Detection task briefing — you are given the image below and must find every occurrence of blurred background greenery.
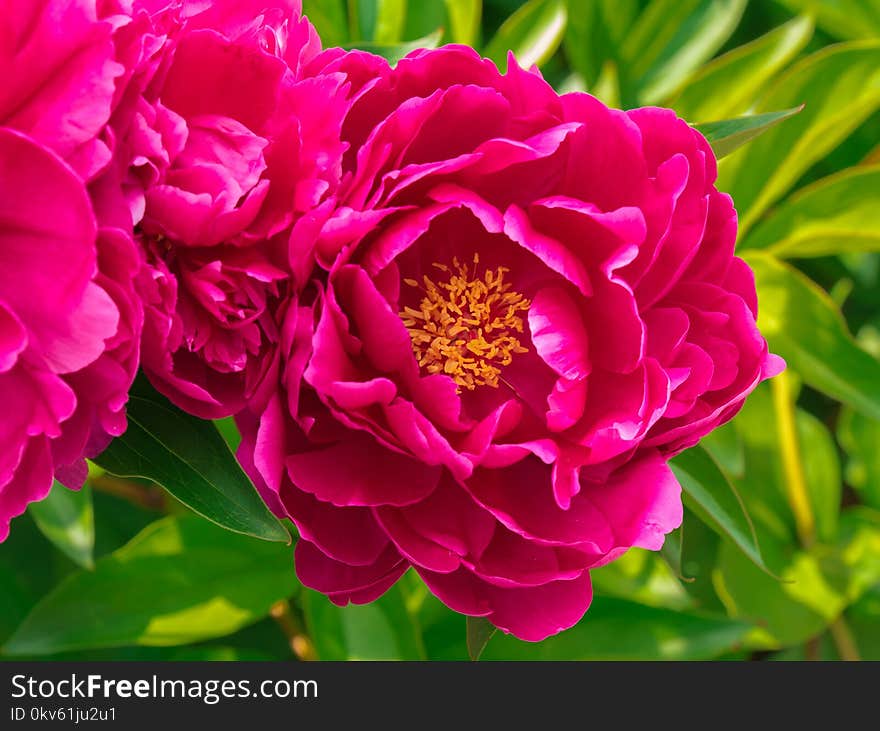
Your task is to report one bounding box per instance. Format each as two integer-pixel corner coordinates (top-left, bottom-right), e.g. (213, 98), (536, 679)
(2, 0), (879, 661)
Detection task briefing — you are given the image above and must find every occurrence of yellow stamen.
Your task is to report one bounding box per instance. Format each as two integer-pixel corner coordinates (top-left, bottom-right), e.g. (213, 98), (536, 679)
(400, 253), (530, 391)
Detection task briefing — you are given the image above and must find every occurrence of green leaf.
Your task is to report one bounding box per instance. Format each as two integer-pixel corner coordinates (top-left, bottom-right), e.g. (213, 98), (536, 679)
(636, 0), (747, 104)
(673, 15), (813, 122)
(739, 165), (880, 257)
(28, 482), (94, 570)
(591, 547), (692, 610)
(93, 375), (288, 543)
(838, 407), (880, 509)
(693, 106), (803, 159)
(466, 616), (496, 661)
(715, 533), (844, 648)
(302, 0), (349, 47)
(563, 0), (637, 87)
(717, 42), (880, 235)
(482, 596), (751, 660)
(444, 0), (481, 46)
(775, 0), (880, 40)
(484, 0), (567, 70)
(302, 582), (425, 660)
(679, 507), (726, 612)
(3, 516), (298, 656)
(796, 409), (841, 544)
(344, 28), (442, 65)
(671, 446), (772, 575)
(747, 253), (880, 420)
(373, 0), (407, 43)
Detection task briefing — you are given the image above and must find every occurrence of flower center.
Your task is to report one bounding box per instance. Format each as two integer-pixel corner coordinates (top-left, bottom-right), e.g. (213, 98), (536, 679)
(400, 254), (530, 391)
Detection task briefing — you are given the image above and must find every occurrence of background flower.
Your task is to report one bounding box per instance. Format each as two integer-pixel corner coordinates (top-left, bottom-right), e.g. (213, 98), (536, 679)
(128, 0), (385, 418)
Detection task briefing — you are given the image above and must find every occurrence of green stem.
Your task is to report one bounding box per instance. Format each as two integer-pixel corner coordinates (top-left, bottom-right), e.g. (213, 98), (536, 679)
(829, 615), (861, 661)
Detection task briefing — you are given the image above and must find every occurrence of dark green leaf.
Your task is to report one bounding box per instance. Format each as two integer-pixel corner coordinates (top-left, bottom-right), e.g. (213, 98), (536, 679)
(466, 616), (496, 661)
(3, 516), (298, 656)
(671, 446), (773, 575)
(693, 106), (803, 159)
(28, 482), (94, 569)
(94, 375), (288, 543)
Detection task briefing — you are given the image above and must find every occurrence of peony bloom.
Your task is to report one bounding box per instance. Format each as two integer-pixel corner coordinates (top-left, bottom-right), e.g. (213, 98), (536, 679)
(0, 128), (142, 541)
(124, 0), (386, 418)
(239, 46), (784, 641)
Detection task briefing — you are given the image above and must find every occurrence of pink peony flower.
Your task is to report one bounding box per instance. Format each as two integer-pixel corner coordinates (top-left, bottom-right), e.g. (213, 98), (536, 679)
(239, 47), (784, 641)
(0, 128), (142, 541)
(127, 0), (380, 418)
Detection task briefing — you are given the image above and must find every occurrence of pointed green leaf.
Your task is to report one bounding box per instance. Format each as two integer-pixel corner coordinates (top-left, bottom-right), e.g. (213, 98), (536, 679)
(671, 446), (772, 574)
(717, 42), (880, 234)
(484, 0), (567, 70)
(3, 516), (298, 655)
(747, 253), (880, 420)
(29, 482), (94, 569)
(93, 375), (288, 543)
(673, 15), (813, 122)
(466, 616), (496, 661)
(302, 0), (349, 47)
(739, 166), (880, 257)
(693, 106), (803, 159)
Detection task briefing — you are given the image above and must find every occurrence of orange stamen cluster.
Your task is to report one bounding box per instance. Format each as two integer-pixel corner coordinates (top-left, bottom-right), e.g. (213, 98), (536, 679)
(400, 253), (530, 391)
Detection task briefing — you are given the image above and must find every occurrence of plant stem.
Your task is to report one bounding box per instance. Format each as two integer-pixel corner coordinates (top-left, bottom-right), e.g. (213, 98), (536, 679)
(829, 615), (861, 661)
(771, 371), (816, 547)
(90, 474), (166, 512)
(270, 600), (317, 661)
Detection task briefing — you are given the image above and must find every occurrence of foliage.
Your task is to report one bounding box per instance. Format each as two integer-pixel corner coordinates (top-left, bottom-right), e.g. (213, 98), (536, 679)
(3, 0), (880, 661)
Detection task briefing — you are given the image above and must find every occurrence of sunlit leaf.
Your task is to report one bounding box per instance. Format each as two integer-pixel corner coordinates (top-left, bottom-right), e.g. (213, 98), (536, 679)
(484, 0), (567, 70)
(775, 0), (880, 40)
(344, 28), (443, 65)
(740, 166), (880, 257)
(673, 15), (813, 122)
(444, 0), (481, 46)
(636, 0), (747, 104)
(3, 516), (298, 655)
(28, 482), (94, 569)
(747, 253), (880, 420)
(717, 42), (880, 234)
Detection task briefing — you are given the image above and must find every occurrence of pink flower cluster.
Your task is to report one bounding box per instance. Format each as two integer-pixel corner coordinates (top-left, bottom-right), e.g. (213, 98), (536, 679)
(0, 1), (782, 639)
